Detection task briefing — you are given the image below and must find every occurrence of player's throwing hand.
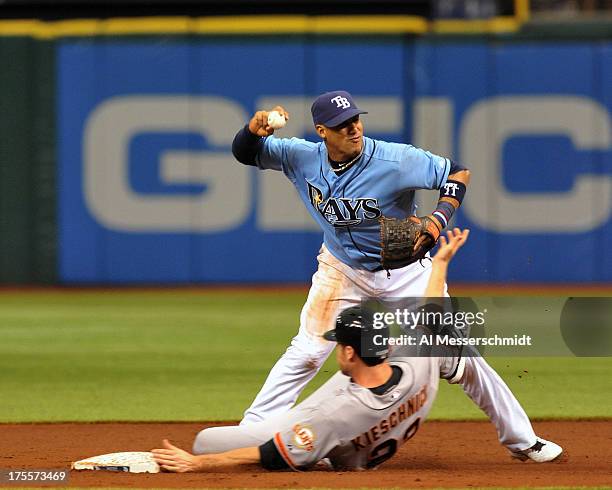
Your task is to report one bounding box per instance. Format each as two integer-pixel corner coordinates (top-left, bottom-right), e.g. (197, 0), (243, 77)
(433, 228), (469, 264)
(248, 105), (289, 137)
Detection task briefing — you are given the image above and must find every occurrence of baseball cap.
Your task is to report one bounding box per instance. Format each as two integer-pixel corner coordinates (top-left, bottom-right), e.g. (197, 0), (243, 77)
(323, 305), (389, 363)
(311, 90), (368, 127)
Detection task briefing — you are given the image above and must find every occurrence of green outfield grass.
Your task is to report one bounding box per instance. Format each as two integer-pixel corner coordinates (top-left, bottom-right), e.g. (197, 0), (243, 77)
(0, 290), (610, 423)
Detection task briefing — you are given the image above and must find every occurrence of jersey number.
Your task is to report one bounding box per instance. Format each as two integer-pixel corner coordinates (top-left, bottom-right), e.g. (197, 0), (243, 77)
(366, 418), (420, 469)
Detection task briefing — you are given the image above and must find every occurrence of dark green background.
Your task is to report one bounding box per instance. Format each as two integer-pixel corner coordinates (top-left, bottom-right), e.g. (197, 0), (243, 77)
(0, 38), (55, 283)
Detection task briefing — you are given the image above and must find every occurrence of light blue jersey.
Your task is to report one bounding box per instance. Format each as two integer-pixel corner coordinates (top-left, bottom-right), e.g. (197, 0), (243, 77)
(255, 136), (451, 271)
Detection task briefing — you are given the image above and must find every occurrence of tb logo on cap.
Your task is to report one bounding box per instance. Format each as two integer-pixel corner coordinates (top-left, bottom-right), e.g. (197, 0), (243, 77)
(331, 96), (351, 109)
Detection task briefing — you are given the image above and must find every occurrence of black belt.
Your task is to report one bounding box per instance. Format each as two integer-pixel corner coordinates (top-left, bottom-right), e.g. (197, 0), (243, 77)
(371, 257), (432, 273)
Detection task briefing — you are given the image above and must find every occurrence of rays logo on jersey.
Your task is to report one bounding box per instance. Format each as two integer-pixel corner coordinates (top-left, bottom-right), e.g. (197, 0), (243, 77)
(307, 182), (381, 227)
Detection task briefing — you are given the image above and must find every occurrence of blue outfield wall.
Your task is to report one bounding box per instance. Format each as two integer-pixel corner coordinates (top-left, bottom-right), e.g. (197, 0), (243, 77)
(58, 38), (612, 283)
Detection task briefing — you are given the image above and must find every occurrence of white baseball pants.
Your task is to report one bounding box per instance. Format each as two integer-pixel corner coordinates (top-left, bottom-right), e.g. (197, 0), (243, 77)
(241, 245), (537, 452)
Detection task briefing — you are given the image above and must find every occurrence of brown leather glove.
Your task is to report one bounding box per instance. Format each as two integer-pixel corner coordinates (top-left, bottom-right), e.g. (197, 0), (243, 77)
(379, 215), (442, 270)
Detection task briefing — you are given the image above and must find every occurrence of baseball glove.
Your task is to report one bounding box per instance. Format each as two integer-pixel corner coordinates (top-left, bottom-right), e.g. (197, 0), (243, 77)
(379, 215), (442, 270)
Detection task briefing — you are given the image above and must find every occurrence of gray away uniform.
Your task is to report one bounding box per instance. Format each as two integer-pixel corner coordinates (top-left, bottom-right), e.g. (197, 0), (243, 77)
(193, 350), (460, 471)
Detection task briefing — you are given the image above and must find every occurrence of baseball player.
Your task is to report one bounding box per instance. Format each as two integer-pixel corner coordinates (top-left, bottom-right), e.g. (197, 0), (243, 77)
(152, 230), (561, 472)
(229, 91), (562, 461)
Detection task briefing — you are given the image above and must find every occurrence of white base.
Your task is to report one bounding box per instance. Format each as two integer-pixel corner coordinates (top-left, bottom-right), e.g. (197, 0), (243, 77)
(71, 451), (160, 473)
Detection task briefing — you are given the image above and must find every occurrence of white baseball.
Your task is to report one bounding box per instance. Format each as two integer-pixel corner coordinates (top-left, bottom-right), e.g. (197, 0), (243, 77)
(267, 110), (286, 129)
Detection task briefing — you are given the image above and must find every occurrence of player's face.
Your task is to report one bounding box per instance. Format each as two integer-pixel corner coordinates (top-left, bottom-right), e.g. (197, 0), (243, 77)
(335, 344), (353, 376)
(317, 116), (364, 161)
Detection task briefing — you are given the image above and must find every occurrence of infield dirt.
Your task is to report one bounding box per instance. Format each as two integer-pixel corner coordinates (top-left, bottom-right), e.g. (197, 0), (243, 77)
(0, 420), (609, 488)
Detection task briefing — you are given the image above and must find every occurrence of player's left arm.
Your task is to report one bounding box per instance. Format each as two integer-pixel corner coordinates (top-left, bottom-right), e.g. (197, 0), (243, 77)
(414, 162), (470, 255)
(430, 165), (470, 231)
(151, 435), (324, 473)
(152, 405), (337, 473)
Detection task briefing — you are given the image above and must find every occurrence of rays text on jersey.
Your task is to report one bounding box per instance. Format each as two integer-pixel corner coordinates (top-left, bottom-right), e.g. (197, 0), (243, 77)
(307, 182), (381, 227)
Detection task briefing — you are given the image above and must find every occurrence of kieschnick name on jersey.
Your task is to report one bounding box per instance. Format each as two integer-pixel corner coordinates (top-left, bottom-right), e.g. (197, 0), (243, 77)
(307, 182), (382, 227)
(351, 385), (428, 450)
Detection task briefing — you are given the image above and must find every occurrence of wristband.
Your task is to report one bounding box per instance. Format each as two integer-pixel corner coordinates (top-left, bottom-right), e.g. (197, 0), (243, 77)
(440, 179), (467, 203)
(433, 180), (467, 228)
(433, 202), (455, 229)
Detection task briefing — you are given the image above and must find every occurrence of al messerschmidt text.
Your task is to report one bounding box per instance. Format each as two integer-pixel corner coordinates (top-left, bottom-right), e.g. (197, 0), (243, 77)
(374, 334), (532, 347)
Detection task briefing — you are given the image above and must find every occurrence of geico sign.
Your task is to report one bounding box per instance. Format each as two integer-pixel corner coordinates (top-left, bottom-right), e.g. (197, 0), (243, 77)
(461, 96), (612, 232)
(84, 96), (250, 232)
(84, 95), (401, 232)
(84, 95), (612, 234)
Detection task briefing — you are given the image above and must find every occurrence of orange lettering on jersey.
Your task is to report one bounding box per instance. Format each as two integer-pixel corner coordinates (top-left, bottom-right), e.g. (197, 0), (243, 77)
(420, 387), (428, 406)
(398, 404), (407, 422)
(370, 426), (380, 442)
(351, 435), (367, 450)
(407, 397), (416, 417)
(352, 384), (429, 453)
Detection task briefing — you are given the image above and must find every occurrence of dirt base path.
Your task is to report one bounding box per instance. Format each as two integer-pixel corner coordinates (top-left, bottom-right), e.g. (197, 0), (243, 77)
(1, 420), (610, 488)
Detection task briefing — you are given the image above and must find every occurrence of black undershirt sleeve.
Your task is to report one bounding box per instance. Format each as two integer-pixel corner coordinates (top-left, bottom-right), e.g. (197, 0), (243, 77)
(259, 439), (290, 471)
(449, 159), (468, 174)
(232, 124), (264, 166)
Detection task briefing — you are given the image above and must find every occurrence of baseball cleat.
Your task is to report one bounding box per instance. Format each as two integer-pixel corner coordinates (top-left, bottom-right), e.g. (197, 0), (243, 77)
(511, 437), (563, 463)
